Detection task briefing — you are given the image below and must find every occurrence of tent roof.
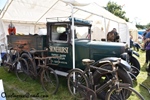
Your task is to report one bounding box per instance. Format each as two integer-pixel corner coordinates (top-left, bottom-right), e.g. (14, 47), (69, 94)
(0, 0), (126, 24)
(127, 22), (137, 30)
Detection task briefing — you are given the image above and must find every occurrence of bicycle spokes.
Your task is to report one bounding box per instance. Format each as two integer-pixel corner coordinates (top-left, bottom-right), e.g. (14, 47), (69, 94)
(41, 68), (59, 94)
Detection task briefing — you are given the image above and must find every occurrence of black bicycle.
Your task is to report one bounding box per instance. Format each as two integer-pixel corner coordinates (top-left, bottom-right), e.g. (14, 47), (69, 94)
(67, 58), (144, 100)
(21, 49), (59, 94)
(2, 43), (29, 81)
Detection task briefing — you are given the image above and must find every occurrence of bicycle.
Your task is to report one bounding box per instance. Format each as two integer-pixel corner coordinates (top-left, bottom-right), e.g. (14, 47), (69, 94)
(21, 49), (59, 94)
(67, 58), (144, 100)
(1, 43), (29, 81)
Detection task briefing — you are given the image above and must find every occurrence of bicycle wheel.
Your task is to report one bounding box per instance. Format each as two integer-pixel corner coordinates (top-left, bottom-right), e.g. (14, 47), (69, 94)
(40, 67), (59, 94)
(93, 64), (133, 99)
(67, 68), (89, 99)
(15, 57), (29, 81)
(21, 53), (36, 78)
(105, 83), (145, 100)
(2, 53), (12, 72)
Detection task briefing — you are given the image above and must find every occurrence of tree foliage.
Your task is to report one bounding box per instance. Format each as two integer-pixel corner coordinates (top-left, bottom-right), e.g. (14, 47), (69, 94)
(105, 1), (129, 22)
(145, 23), (150, 29)
(136, 23), (150, 30)
(136, 24), (146, 29)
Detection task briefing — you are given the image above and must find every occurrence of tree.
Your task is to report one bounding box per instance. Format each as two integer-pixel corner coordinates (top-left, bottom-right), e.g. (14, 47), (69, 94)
(105, 1), (129, 22)
(136, 23), (150, 30)
(145, 23), (150, 29)
(136, 24), (146, 29)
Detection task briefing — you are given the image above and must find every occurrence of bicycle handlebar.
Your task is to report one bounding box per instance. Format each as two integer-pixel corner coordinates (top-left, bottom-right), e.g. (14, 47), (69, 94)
(111, 58), (121, 66)
(30, 49), (48, 54)
(17, 43), (27, 49)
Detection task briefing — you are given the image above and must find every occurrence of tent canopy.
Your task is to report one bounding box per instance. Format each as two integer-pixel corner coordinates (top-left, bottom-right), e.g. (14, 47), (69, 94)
(0, 0), (126, 24)
(0, 0), (129, 45)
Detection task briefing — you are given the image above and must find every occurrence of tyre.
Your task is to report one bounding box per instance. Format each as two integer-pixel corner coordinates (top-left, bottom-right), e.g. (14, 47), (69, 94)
(93, 64), (133, 100)
(2, 53), (12, 72)
(16, 57), (29, 81)
(21, 53), (36, 78)
(105, 83), (144, 100)
(129, 56), (140, 77)
(67, 68), (89, 99)
(40, 67), (59, 94)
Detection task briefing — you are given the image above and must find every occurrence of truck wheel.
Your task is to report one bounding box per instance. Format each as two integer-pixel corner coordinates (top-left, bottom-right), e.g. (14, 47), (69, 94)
(93, 64), (133, 100)
(129, 56), (140, 77)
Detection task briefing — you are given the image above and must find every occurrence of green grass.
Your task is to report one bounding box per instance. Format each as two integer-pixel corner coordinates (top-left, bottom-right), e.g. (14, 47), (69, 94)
(0, 68), (74, 100)
(132, 50), (150, 100)
(0, 50), (150, 100)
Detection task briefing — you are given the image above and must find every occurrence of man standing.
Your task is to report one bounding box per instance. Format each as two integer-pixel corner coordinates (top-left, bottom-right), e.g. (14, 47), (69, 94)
(143, 28), (150, 75)
(8, 22), (16, 35)
(112, 28), (120, 42)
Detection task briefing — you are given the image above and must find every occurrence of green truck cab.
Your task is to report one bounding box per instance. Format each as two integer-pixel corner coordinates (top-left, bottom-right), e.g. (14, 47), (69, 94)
(47, 21), (127, 69)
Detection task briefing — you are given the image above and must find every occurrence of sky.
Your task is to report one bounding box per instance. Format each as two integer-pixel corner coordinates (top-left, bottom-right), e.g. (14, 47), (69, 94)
(0, 0), (149, 25)
(0, 0), (7, 10)
(98, 0), (149, 25)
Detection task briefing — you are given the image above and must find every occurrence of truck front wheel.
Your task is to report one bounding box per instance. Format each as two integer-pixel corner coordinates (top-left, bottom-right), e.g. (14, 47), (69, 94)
(129, 56), (140, 77)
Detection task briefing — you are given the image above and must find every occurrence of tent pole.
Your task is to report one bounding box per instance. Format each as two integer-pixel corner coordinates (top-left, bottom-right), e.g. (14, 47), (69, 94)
(117, 23), (120, 42)
(104, 18), (107, 40)
(34, 24), (36, 34)
(69, 3), (76, 94)
(69, 4), (75, 70)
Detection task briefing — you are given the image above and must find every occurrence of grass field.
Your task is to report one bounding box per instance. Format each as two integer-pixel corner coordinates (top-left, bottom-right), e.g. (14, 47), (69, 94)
(0, 50), (150, 100)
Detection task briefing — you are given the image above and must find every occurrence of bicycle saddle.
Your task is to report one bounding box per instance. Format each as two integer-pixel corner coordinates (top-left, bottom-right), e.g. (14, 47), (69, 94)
(82, 59), (95, 65)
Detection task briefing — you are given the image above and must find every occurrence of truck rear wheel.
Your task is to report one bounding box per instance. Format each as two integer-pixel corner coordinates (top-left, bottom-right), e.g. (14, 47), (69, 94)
(93, 64), (133, 100)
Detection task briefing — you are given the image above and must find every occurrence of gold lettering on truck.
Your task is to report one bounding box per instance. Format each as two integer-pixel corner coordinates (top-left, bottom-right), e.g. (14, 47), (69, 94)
(49, 46), (68, 53)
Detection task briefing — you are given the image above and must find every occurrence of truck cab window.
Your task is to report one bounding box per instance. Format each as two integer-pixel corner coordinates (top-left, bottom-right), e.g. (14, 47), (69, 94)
(51, 25), (67, 41)
(74, 26), (89, 39)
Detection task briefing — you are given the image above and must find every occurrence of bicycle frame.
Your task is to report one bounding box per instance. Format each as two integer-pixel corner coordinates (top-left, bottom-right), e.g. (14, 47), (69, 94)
(27, 49), (60, 78)
(82, 59), (121, 93)
(67, 58), (144, 100)
(3, 44), (27, 71)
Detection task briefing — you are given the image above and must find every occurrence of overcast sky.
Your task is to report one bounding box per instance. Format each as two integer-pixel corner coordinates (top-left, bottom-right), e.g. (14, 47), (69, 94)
(0, 0), (7, 9)
(97, 0), (149, 25)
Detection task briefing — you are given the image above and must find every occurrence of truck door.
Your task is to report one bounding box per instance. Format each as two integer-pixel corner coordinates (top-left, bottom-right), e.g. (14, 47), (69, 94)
(47, 23), (72, 69)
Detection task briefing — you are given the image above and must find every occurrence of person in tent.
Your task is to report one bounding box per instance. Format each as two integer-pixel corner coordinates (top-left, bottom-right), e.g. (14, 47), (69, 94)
(111, 28), (120, 42)
(8, 22), (16, 35)
(107, 31), (115, 42)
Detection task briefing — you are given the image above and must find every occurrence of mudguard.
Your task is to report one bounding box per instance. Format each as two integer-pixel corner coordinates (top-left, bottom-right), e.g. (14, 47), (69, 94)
(92, 57), (131, 72)
(126, 48), (139, 57)
(133, 50), (139, 57)
(20, 51), (32, 58)
(120, 53), (129, 62)
(121, 51), (139, 62)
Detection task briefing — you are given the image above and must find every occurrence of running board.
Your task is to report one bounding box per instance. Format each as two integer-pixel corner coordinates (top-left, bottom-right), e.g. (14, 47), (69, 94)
(54, 70), (68, 77)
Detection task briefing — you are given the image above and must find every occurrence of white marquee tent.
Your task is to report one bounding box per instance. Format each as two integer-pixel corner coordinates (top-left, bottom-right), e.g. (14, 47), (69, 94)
(127, 22), (138, 42)
(0, 0), (130, 45)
